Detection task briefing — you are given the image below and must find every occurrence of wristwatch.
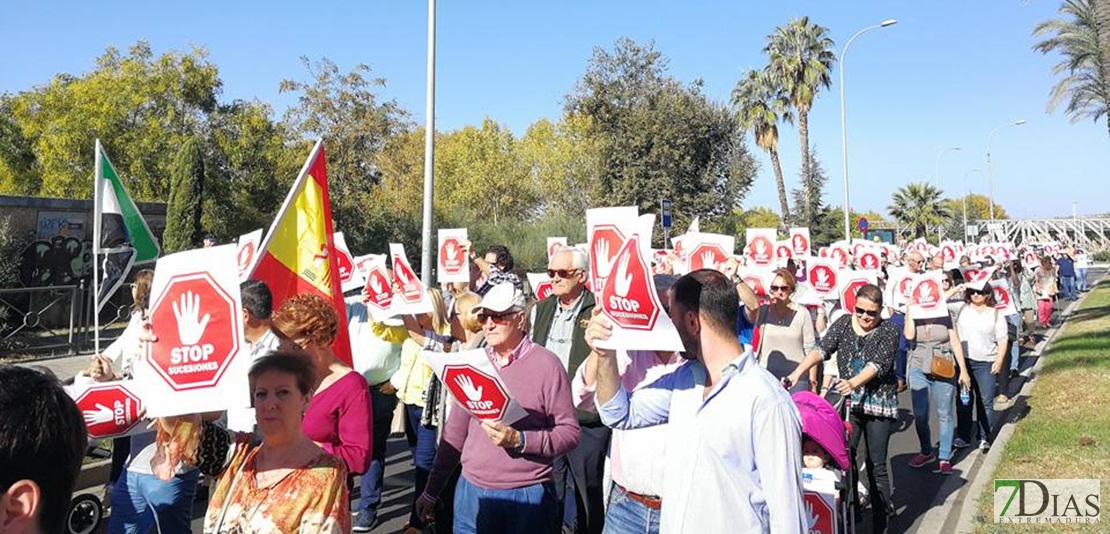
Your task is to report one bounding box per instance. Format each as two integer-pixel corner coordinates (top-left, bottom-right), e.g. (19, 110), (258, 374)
(512, 431), (526, 453)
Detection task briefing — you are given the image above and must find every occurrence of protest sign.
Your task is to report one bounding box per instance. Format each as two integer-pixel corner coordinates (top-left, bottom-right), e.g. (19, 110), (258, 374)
(587, 206), (639, 293)
(390, 243), (433, 315)
(790, 227), (811, 257)
(547, 237), (567, 260)
(437, 228), (469, 284)
(134, 244), (249, 418)
(745, 228), (777, 267)
(422, 348), (528, 424)
(686, 233), (735, 274)
(358, 255), (396, 322)
(839, 270), (879, 314)
(992, 279), (1019, 316)
(235, 229), (263, 282)
(738, 266), (777, 298)
(806, 258), (841, 300)
(886, 266), (915, 312)
(333, 232), (365, 293)
(67, 381), (146, 439)
(527, 272), (554, 300)
(907, 271), (948, 320)
(594, 234), (684, 353)
(776, 241), (794, 262)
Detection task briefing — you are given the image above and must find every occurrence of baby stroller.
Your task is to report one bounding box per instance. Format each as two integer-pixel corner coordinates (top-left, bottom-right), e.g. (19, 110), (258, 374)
(793, 391), (856, 534)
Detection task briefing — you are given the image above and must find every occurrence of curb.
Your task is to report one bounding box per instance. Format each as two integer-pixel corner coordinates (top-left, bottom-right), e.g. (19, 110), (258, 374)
(943, 278), (1101, 533)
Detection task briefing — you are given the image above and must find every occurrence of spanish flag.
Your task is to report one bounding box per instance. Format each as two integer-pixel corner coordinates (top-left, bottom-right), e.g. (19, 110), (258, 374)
(249, 140), (352, 365)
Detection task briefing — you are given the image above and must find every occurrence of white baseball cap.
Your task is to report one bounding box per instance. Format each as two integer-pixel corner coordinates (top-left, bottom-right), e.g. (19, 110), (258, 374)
(475, 283), (525, 314)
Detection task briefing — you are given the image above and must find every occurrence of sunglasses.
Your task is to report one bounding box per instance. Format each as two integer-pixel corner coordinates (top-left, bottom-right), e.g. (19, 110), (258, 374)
(770, 285), (792, 293)
(547, 269), (580, 279)
(478, 311), (519, 324)
(969, 288), (991, 296)
(854, 307), (881, 318)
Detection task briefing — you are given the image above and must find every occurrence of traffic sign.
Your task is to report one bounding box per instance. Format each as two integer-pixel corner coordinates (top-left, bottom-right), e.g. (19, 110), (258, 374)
(660, 199), (673, 229)
(442, 365), (511, 421)
(73, 382), (144, 439)
(858, 217), (870, 232)
(147, 272), (241, 391)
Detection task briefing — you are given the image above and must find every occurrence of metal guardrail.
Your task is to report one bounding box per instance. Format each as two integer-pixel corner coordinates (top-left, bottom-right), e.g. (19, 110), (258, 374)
(0, 281), (133, 358)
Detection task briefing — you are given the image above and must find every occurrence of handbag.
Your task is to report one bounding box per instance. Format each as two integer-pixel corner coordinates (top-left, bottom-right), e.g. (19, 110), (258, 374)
(929, 350), (956, 379)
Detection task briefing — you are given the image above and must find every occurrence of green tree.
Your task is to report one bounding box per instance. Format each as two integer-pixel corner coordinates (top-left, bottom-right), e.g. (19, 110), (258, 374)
(436, 118), (538, 224)
(203, 100), (300, 240)
(791, 147), (827, 227)
(279, 57), (411, 254)
(941, 193), (1009, 239)
(566, 38), (757, 237)
(4, 42), (221, 199)
(887, 183), (953, 240)
(163, 136), (206, 252)
(1033, 0), (1110, 137)
(0, 95), (37, 195)
(517, 114), (599, 219)
(764, 17), (837, 225)
(732, 69), (793, 226)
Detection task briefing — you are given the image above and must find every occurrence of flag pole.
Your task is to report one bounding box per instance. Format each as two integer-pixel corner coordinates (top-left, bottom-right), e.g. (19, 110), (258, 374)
(93, 140), (103, 356)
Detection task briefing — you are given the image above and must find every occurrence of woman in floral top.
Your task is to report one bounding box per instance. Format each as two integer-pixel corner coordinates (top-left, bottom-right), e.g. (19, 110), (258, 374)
(789, 284), (900, 533)
(177, 352), (350, 533)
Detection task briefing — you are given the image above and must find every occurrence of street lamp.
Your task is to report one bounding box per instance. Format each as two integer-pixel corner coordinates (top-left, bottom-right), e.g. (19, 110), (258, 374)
(934, 146), (962, 191)
(420, 0), (437, 284)
(963, 168), (981, 243)
(840, 19), (898, 242)
(985, 119), (1026, 224)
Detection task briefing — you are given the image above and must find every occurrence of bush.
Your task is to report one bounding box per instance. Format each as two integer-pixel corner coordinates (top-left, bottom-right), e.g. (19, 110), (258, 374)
(1093, 250), (1110, 263)
(0, 215), (21, 289)
(453, 214), (587, 272)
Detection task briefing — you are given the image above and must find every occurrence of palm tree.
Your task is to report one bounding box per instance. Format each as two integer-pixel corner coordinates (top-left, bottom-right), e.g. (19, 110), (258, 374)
(887, 183), (953, 240)
(764, 17), (836, 226)
(732, 69), (794, 226)
(1033, 0), (1110, 137)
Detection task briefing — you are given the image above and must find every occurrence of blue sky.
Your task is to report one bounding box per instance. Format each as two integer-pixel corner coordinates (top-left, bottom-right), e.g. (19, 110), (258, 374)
(2, 1), (1106, 220)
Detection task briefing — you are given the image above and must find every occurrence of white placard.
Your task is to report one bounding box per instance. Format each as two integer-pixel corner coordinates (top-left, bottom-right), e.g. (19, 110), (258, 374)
(594, 233), (684, 353)
(685, 232), (736, 275)
(806, 258), (841, 300)
(437, 228), (469, 284)
(886, 266), (914, 312)
(360, 255), (397, 323)
(390, 243), (433, 315)
(422, 349), (528, 425)
(838, 270), (879, 314)
(789, 227), (811, 257)
(133, 245), (249, 418)
(991, 279), (1019, 317)
(737, 266), (778, 298)
(547, 237), (568, 260)
(745, 228), (777, 267)
(333, 232), (366, 293)
(587, 206), (640, 292)
(907, 271), (949, 320)
(235, 229), (263, 282)
(526, 272), (555, 301)
(66, 380), (148, 439)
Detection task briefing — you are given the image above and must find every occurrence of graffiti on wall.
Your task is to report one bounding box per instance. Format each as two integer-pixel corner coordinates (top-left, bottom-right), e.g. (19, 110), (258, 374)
(18, 235), (93, 287)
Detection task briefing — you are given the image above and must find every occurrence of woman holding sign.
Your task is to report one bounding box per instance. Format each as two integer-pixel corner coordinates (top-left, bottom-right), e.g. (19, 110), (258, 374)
(271, 295), (372, 477)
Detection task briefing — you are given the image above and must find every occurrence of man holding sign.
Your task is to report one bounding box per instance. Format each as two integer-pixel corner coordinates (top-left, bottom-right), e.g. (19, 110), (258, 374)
(417, 283), (580, 533)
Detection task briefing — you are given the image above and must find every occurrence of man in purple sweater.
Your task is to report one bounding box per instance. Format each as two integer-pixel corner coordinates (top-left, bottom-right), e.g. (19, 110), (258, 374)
(416, 283), (581, 533)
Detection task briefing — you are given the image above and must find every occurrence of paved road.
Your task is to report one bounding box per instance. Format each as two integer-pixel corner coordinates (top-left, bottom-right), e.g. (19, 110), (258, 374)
(37, 268), (1103, 533)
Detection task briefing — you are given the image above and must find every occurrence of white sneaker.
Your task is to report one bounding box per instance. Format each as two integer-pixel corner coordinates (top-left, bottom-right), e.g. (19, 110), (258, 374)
(979, 440), (991, 452)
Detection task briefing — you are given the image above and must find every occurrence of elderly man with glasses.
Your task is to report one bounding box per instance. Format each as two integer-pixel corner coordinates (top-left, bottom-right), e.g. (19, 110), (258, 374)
(417, 283), (580, 533)
(530, 246), (609, 534)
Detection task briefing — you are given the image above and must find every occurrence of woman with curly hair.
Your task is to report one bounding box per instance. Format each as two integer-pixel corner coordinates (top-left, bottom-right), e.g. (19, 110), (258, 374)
(272, 294), (372, 477)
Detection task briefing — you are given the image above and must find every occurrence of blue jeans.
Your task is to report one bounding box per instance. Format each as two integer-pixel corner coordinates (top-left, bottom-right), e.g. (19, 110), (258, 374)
(357, 387), (399, 520)
(107, 469), (198, 534)
(1060, 276), (1077, 300)
(603, 483), (661, 534)
(1076, 268), (1088, 291)
(453, 476), (559, 534)
(890, 312), (908, 382)
(405, 403), (438, 528)
(908, 366), (957, 461)
(1007, 314), (1021, 370)
(957, 360), (997, 443)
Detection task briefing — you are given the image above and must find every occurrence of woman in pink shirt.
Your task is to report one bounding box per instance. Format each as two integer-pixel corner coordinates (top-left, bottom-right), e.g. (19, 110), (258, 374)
(272, 294), (372, 476)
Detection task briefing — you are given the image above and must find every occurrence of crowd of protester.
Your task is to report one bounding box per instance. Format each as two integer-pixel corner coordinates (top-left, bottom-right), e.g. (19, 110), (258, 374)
(0, 235), (1089, 534)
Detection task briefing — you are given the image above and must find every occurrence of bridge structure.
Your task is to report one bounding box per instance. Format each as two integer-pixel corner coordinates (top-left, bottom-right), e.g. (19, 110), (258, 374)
(973, 218), (1110, 252)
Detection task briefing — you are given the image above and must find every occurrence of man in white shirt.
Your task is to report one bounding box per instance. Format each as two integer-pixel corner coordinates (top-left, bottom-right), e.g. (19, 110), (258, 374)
(589, 269), (807, 533)
(226, 280), (281, 431)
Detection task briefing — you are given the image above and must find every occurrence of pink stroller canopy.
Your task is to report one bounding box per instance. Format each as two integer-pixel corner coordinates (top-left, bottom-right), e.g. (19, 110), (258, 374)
(792, 391), (850, 471)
